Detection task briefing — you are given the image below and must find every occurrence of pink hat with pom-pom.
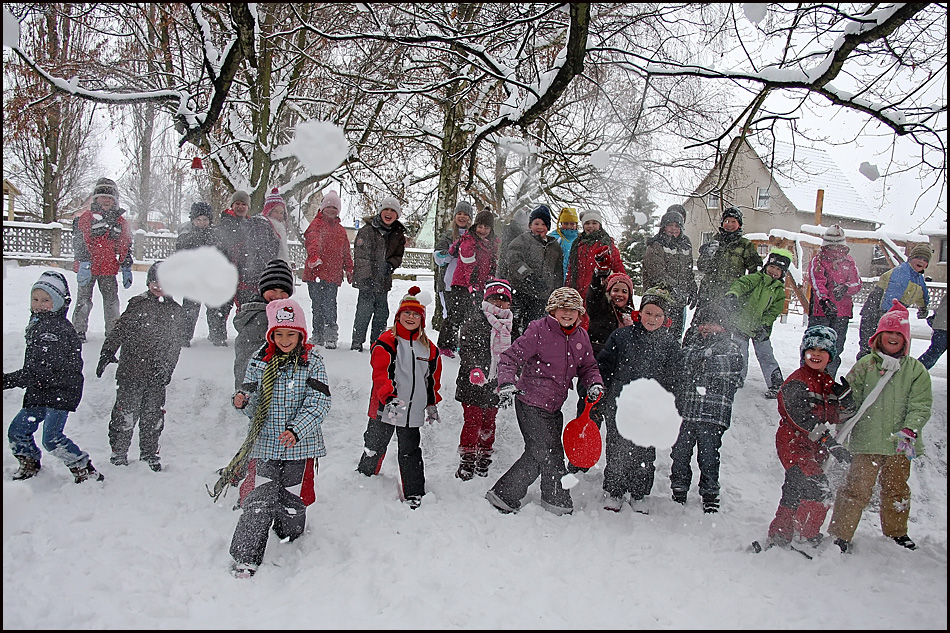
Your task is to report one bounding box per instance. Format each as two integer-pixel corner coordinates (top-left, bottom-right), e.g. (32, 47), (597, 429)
(870, 299), (911, 356)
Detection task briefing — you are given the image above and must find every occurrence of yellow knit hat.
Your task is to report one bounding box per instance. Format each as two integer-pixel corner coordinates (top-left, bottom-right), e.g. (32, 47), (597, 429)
(558, 207), (579, 225)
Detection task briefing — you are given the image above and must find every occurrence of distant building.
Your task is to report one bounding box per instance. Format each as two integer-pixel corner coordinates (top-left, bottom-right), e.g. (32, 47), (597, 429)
(680, 138), (881, 274)
(922, 224), (947, 283)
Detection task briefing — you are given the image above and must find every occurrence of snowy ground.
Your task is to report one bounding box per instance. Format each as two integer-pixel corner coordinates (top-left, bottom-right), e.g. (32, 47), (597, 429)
(3, 262), (947, 629)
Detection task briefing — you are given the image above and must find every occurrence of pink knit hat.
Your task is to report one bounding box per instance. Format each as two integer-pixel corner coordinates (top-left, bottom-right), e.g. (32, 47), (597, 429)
(262, 187), (286, 217)
(320, 190), (342, 211)
(266, 298), (308, 346)
(869, 299), (911, 356)
(605, 272), (634, 295)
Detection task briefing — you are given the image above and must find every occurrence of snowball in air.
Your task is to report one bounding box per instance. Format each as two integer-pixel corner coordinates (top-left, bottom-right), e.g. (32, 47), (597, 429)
(743, 3), (768, 25)
(281, 120), (350, 176)
(614, 379), (681, 448)
(859, 161), (880, 181)
(157, 246), (238, 308)
(590, 150), (611, 170)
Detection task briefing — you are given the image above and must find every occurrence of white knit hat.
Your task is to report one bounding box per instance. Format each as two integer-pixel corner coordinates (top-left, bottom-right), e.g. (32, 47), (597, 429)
(822, 224), (846, 247)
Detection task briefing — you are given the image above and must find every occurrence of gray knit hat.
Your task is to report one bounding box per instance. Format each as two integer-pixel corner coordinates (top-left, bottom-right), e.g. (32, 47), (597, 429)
(230, 190), (251, 207)
(92, 177), (119, 202)
(822, 224), (846, 247)
(801, 324), (838, 362)
(378, 196), (402, 217)
(32, 270), (70, 312)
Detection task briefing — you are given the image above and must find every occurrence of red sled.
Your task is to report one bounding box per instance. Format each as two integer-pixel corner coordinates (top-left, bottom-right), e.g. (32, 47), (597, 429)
(563, 393), (603, 469)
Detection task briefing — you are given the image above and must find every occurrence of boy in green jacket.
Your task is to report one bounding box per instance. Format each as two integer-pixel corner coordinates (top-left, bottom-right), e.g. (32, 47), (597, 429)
(724, 249), (792, 399)
(829, 299), (932, 553)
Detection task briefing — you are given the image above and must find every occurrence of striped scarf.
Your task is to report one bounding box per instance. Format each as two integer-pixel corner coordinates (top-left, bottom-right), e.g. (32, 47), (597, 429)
(208, 348), (298, 501)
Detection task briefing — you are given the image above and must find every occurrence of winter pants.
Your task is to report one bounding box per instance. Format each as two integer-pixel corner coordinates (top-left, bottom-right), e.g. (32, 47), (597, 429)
(856, 306), (885, 361)
(230, 459), (311, 566)
(458, 404), (497, 456)
(512, 293), (546, 339)
(436, 287), (473, 350)
(352, 289), (390, 347)
(8, 407), (89, 468)
(71, 275), (120, 337)
(108, 380), (167, 461)
(768, 465), (832, 542)
(356, 417), (425, 499)
(670, 420), (726, 497)
(490, 400), (572, 512)
(807, 314), (851, 378)
(307, 280), (341, 345)
(918, 328), (947, 369)
(669, 305), (687, 344)
(829, 453), (912, 541)
(735, 332), (783, 389)
(180, 299), (229, 345)
(602, 408), (656, 500)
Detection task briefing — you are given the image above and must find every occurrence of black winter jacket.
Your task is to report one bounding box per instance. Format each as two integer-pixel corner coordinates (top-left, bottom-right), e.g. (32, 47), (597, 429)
(99, 292), (183, 386)
(176, 224), (221, 253)
(4, 308), (84, 411)
(597, 321), (680, 411)
(353, 215), (407, 292)
(455, 311), (500, 407)
(586, 271), (635, 354)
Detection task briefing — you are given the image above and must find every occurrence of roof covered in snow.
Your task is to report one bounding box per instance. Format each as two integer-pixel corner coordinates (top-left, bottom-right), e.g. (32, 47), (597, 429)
(752, 140), (879, 225)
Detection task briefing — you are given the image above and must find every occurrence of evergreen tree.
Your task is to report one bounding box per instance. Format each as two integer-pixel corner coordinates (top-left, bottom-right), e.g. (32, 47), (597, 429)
(617, 174), (658, 290)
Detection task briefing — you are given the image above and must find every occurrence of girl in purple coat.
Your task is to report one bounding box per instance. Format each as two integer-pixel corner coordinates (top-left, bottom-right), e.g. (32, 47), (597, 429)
(486, 287), (604, 516)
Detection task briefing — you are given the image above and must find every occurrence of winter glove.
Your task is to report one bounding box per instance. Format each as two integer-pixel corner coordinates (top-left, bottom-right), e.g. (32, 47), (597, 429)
(894, 428), (917, 460)
(917, 309), (928, 321)
(753, 326), (771, 342)
(818, 432), (852, 463)
(832, 284), (848, 301)
(702, 240), (719, 257)
(592, 244), (611, 271)
(96, 354), (118, 378)
(383, 399), (407, 424)
(586, 383), (604, 403)
(77, 261), (93, 286)
(818, 298), (838, 317)
(497, 383), (522, 409)
(425, 405), (440, 425)
(121, 265), (133, 289)
(831, 377), (855, 413)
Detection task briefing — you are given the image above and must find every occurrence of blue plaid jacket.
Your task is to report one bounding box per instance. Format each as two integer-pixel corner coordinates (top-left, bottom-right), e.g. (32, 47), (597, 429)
(674, 330), (743, 429)
(242, 347), (331, 460)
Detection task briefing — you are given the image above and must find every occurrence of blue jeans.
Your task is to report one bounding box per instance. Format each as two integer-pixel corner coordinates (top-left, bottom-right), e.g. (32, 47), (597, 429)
(670, 420), (725, 497)
(307, 281), (340, 344)
(918, 329), (947, 369)
(8, 407), (88, 467)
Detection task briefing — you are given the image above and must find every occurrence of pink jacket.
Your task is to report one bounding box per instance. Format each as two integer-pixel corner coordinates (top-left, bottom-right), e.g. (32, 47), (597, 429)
(450, 232), (498, 291)
(807, 246), (862, 318)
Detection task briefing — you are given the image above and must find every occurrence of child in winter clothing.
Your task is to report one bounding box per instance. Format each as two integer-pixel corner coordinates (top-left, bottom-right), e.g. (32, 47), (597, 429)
(805, 224), (862, 378)
(597, 287), (680, 512)
(434, 201), (473, 354)
(486, 287), (604, 516)
(669, 301), (743, 513)
(566, 210), (624, 305)
(261, 187), (290, 263)
(724, 249), (792, 398)
(356, 287), (443, 509)
(176, 201), (229, 347)
(695, 207), (762, 311)
(4, 271), (103, 483)
(504, 204), (564, 337)
(302, 191), (354, 349)
(857, 244), (932, 361)
(233, 259), (296, 391)
(221, 298), (331, 578)
(829, 300), (933, 552)
(918, 293), (947, 369)
(551, 206), (579, 278)
(766, 325), (855, 549)
(642, 205), (696, 342)
(351, 197), (407, 351)
(97, 262), (183, 471)
(454, 278), (514, 480)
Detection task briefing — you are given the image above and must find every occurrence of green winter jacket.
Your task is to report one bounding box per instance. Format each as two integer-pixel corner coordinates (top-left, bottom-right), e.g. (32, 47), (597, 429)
(844, 351), (932, 456)
(726, 271), (786, 338)
(696, 229), (762, 308)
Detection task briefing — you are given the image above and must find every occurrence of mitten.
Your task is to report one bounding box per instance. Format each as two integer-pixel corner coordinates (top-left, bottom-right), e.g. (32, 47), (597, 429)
(308, 258), (322, 269)
(831, 377), (855, 412)
(818, 298), (838, 317)
(77, 261), (92, 286)
(894, 428), (917, 459)
(121, 265), (133, 289)
(383, 399), (407, 423)
(497, 383), (521, 409)
(592, 244), (611, 270)
(831, 285), (847, 301)
(586, 383), (604, 402)
(818, 432), (851, 463)
(702, 240), (720, 257)
(96, 354), (118, 378)
(469, 367), (487, 386)
(425, 405), (440, 425)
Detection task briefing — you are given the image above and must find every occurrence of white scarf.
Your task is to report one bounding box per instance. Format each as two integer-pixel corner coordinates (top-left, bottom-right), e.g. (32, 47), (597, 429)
(482, 301), (513, 380)
(268, 217), (290, 262)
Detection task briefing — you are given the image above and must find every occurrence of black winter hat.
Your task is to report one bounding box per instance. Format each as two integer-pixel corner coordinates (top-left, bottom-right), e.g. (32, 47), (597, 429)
(529, 204), (552, 229)
(693, 301), (729, 329)
(190, 201), (214, 220)
(721, 206), (743, 227)
(764, 249), (793, 278)
(660, 209), (685, 228)
(147, 261), (161, 285)
(473, 210), (495, 231)
(258, 259), (295, 297)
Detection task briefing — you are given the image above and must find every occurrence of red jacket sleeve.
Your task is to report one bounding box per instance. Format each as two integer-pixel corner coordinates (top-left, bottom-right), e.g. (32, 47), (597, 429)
(369, 339), (396, 416)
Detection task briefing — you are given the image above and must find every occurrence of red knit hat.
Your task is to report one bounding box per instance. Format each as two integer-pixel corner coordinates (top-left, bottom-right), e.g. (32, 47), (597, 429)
(262, 187), (286, 217)
(396, 286), (429, 323)
(870, 299), (911, 356)
(605, 272), (634, 296)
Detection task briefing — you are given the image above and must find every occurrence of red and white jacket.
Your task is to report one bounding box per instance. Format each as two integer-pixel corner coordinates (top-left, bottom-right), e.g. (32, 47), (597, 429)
(368, 324), (442, 426)
(76, 205), (132, 276)
(776, 365), (846, 476)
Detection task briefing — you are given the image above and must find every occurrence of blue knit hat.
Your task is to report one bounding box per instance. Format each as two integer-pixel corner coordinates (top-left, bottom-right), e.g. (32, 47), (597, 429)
(801, 325), (837, 361)
(32, 270), (70, 312)
(529, 204), (552, 229)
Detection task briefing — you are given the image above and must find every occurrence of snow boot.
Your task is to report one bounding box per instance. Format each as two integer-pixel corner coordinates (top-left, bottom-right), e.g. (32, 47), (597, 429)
(405, 495), (422, 510)
(69, 460), (104, 483)
(603, 494), (624, 513)
(833, 537), (853, 554)
(13, 455), (41, 480)
(230, 560), (258, 579)
(144, 456), (162, 472)
(892, 535), (917, 550)
(629, 496), (651, 515)
(702, 493), (720, 514)
(764, 385), (780, 399)
(350, 342), (364, 352)
(671, 489), (687, 505)
(110, 452), (129, 466)
(486, 489), (519, 514)
(793, 500), (829, 542)
(474, 452), (492, 478)
(324, 340), (337, 350)
(455, 452), (476, 481)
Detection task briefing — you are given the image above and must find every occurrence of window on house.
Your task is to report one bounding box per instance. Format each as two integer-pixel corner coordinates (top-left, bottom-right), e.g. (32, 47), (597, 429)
(755, 187), (771, 209)
(939, 238), (947, 264)
(706, 192), (720, 209)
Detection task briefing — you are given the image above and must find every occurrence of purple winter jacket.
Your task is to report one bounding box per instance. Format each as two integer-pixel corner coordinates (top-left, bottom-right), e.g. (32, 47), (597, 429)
(807, 246), (862, 318)
(498, 315), (603, 413)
